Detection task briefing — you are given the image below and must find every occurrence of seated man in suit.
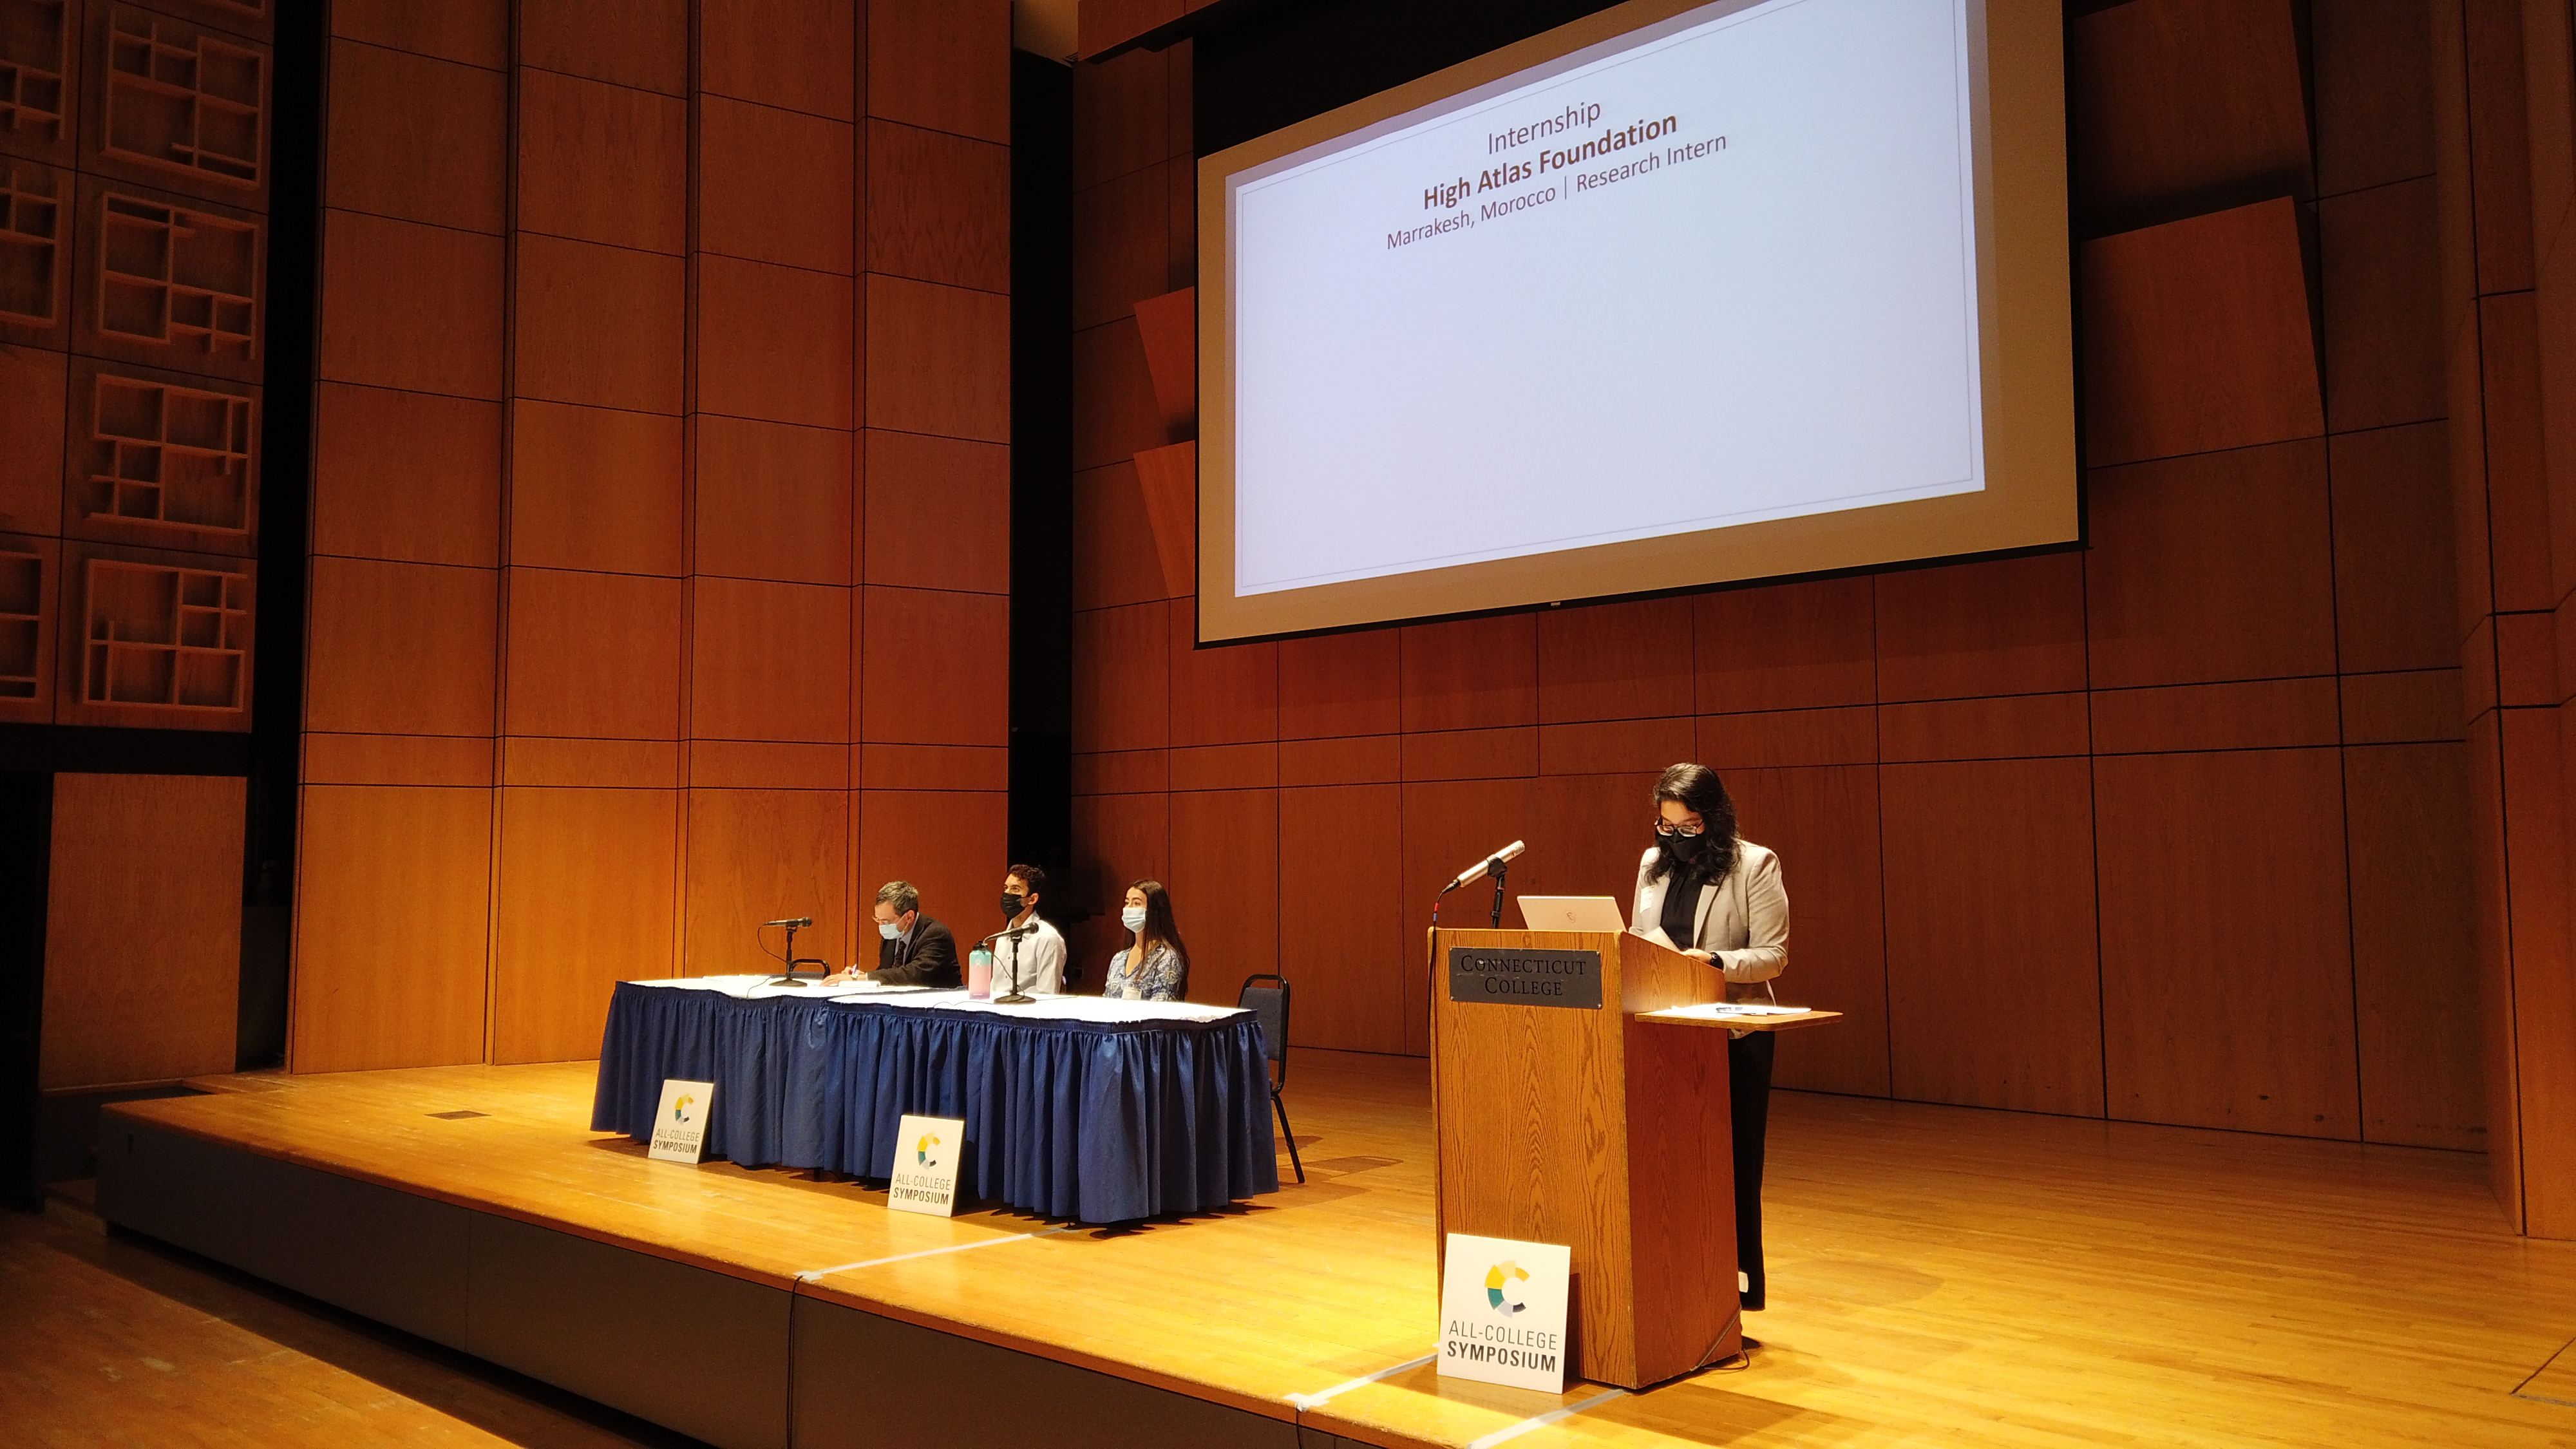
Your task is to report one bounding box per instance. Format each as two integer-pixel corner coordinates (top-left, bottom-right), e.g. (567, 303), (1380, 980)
(826, 880), (960, 988)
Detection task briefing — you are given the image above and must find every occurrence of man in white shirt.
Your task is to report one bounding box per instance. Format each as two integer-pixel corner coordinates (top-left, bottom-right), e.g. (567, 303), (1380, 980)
(993, 864), (1067, 996)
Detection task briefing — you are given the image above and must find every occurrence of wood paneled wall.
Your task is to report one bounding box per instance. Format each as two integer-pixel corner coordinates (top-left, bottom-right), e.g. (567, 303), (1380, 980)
(1063, 1), (2488, 1158)
(292, 1), (1012, 1072)
(2432, 0), (2576, 1238)
(0, 0), (271, 730)
(41, 772), (245, 1090)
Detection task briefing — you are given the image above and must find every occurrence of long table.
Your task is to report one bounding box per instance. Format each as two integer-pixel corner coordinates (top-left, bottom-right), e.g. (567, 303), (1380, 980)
(590, 978), (1282, 1223)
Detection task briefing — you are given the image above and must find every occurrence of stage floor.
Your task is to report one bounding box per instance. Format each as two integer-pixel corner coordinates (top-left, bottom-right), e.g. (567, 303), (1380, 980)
(102, 1049), (2576, 1448)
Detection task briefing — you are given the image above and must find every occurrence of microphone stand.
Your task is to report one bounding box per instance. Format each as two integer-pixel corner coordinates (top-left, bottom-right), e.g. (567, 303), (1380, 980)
(983, 923), (1040, 1005)
(1486, 856), (1508, 929)
(770, 921), (827, 988)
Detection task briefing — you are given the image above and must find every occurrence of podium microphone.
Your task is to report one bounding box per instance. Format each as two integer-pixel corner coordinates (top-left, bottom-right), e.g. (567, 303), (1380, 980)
(1443, 840), (1526, 892)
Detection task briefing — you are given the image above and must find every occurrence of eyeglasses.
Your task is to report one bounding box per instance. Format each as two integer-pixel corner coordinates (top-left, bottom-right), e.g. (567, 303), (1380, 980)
(1651, 821), (1706, 838)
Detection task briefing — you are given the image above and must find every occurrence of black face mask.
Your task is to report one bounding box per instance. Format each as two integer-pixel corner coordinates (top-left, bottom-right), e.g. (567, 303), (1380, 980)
(1662, 831), (1707, 862)
(1001, 893), (1026, 920)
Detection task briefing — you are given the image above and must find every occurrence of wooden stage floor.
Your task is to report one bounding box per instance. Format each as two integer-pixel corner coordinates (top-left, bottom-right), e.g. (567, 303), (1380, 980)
(102, 1048), (2576, 1448)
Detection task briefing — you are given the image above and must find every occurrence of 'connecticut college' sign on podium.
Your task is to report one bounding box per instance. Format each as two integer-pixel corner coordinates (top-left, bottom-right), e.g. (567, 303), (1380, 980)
(1446, 946), (1602, 1009)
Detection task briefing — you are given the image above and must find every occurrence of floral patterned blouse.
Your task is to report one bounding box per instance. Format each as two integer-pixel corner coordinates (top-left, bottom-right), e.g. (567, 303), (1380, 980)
(1103, 942), (1184, 1001)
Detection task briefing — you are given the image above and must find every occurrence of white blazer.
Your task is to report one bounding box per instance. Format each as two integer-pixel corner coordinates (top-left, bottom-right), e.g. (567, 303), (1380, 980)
(1630, 840), (1788, 1002)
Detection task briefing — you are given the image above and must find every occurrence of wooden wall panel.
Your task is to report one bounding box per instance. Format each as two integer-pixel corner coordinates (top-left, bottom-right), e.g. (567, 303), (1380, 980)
(319, 213), (504, 399)
(695, 257), (855, 429)
(311, 383), (500, 567)
(1166, 788), (1278, 1001)
(702, 0), (857, 120)
(2311, 0), (2436, 197)
(1070, 317), (1161, 469)
(1537, 717), (1694, 778)
(699, 97), (855, 274)
(2097, 749), (2358, 1138)
(2080, 198), (2322, 466)
(1401, 613), (1535, 733)
(491, 786), (679, 1063)
(1531, 770), (1653, 906)
(1068, 789), (1170, 973)
(859, 586), (1007, 744)
(1073, 166), (1169, 332)
(1168, 607), (1273, 746)
(867, 0), (1010, 143)
(519, 0), (687, 95)
(513, 234), (684, 413)
(1534, 598), (1692, 724)
(41, 772), (243, 1089)
(500, 568), (683, 739)
(0, 345), (67, 536)
(2346, 743), (2482, 1148)
(1693, 575), (1875, 714)
(2475, 291), (2552, 611)
(695, 416), (853, 585)
(1070, 44), (1167, 190)
(332, 0), (508, 69)
(291, 785), (491, 1073)
(683, 787), (849, 977)
(303, 558), (497, 736)
(2087, 440), (2339, 688)
(1879, 692), (2090, 762)
(2499, 708), (2576, 1234)
(1132, 440), (1195, 597)
(690, 577), (851, 742)
(869, 121), (1009, 294)
(516, 68), (686, 255)
(1072, 600), (1167, 752)
(1875, 554), (2087, 702)
(1882, 759), (2103, 1116)
(2066, 0), (2307, 223)
(2330, 421), (2459, 673)
(1071, 462), (1166, 611)
(1403, 726), (1537, 782)
(866, 276), (1010, 442)
(326, 40), (507, 234)
(1130, 283), (1195, 434)
(1278, 784), (1406, 1052)
(1728, 765), (1889, 1097)
(1278, 627), (1401, 739)
(850, 788), (1008, 967)
(507, 401), (683, 574)
(862, 430), (1007, 594)
(2322, 176), (2448, 432)
(2088, 678), (2338, 755)
(1698, 706), (1876, 770)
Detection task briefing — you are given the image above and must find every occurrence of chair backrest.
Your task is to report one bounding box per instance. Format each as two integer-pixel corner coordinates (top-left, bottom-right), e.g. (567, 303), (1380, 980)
(1237, 973), (1290, 1081)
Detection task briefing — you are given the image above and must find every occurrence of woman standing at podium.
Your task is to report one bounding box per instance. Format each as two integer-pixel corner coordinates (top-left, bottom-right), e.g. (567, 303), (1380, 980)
(1632, 762), (1789, 1311)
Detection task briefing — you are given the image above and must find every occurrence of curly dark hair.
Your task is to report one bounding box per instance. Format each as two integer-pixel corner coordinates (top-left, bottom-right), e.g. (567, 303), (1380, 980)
(1645, 762), (1739, 890)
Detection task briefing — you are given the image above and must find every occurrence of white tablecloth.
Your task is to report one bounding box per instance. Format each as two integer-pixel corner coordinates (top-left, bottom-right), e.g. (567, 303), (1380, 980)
(625, 974), (1247, 1023)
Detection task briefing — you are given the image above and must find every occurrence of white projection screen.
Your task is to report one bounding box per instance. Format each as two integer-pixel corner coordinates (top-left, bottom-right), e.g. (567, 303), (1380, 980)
(1197, 0), (2073, 642)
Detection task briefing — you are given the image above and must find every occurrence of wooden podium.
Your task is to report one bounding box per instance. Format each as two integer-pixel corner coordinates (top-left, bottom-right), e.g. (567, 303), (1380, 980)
(1431, 927), (1761, 1389)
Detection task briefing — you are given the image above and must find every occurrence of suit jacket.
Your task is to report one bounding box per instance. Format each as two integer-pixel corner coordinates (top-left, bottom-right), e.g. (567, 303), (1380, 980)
(1629, 840), (1788, 1001)
(871, 914), (960, 988)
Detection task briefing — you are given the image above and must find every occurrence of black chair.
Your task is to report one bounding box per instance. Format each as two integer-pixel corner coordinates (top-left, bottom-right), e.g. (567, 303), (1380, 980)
(1237, 973), (1303, 1183)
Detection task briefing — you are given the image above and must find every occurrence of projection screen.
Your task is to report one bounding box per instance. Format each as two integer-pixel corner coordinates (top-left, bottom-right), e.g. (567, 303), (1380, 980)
(1197, 0), (2072, 643)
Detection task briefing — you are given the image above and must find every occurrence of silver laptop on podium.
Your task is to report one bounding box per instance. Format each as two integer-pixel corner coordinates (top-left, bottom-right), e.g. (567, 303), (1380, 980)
(1515, 896), (1627, 932)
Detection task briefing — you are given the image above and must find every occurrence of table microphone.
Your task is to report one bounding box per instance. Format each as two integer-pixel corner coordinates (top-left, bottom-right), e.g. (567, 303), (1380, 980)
(977, 923), (1040, 945)
(763, 917), (813, 928)
(1442, 840), (1526, 892)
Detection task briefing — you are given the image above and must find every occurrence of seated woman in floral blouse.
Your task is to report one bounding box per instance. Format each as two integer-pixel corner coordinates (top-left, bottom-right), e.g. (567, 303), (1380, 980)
(1102, 879), (1189, 1001)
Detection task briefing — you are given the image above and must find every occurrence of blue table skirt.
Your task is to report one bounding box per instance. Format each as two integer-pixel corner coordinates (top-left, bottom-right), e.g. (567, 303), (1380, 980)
(590, 983), (1281, 1223)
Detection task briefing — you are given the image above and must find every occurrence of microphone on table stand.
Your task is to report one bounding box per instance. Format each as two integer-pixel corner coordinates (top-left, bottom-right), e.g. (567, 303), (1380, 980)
(978, 923), (1041, 1005)
(1434, 840), (1524, 929)
(762, 917), (827, 987)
